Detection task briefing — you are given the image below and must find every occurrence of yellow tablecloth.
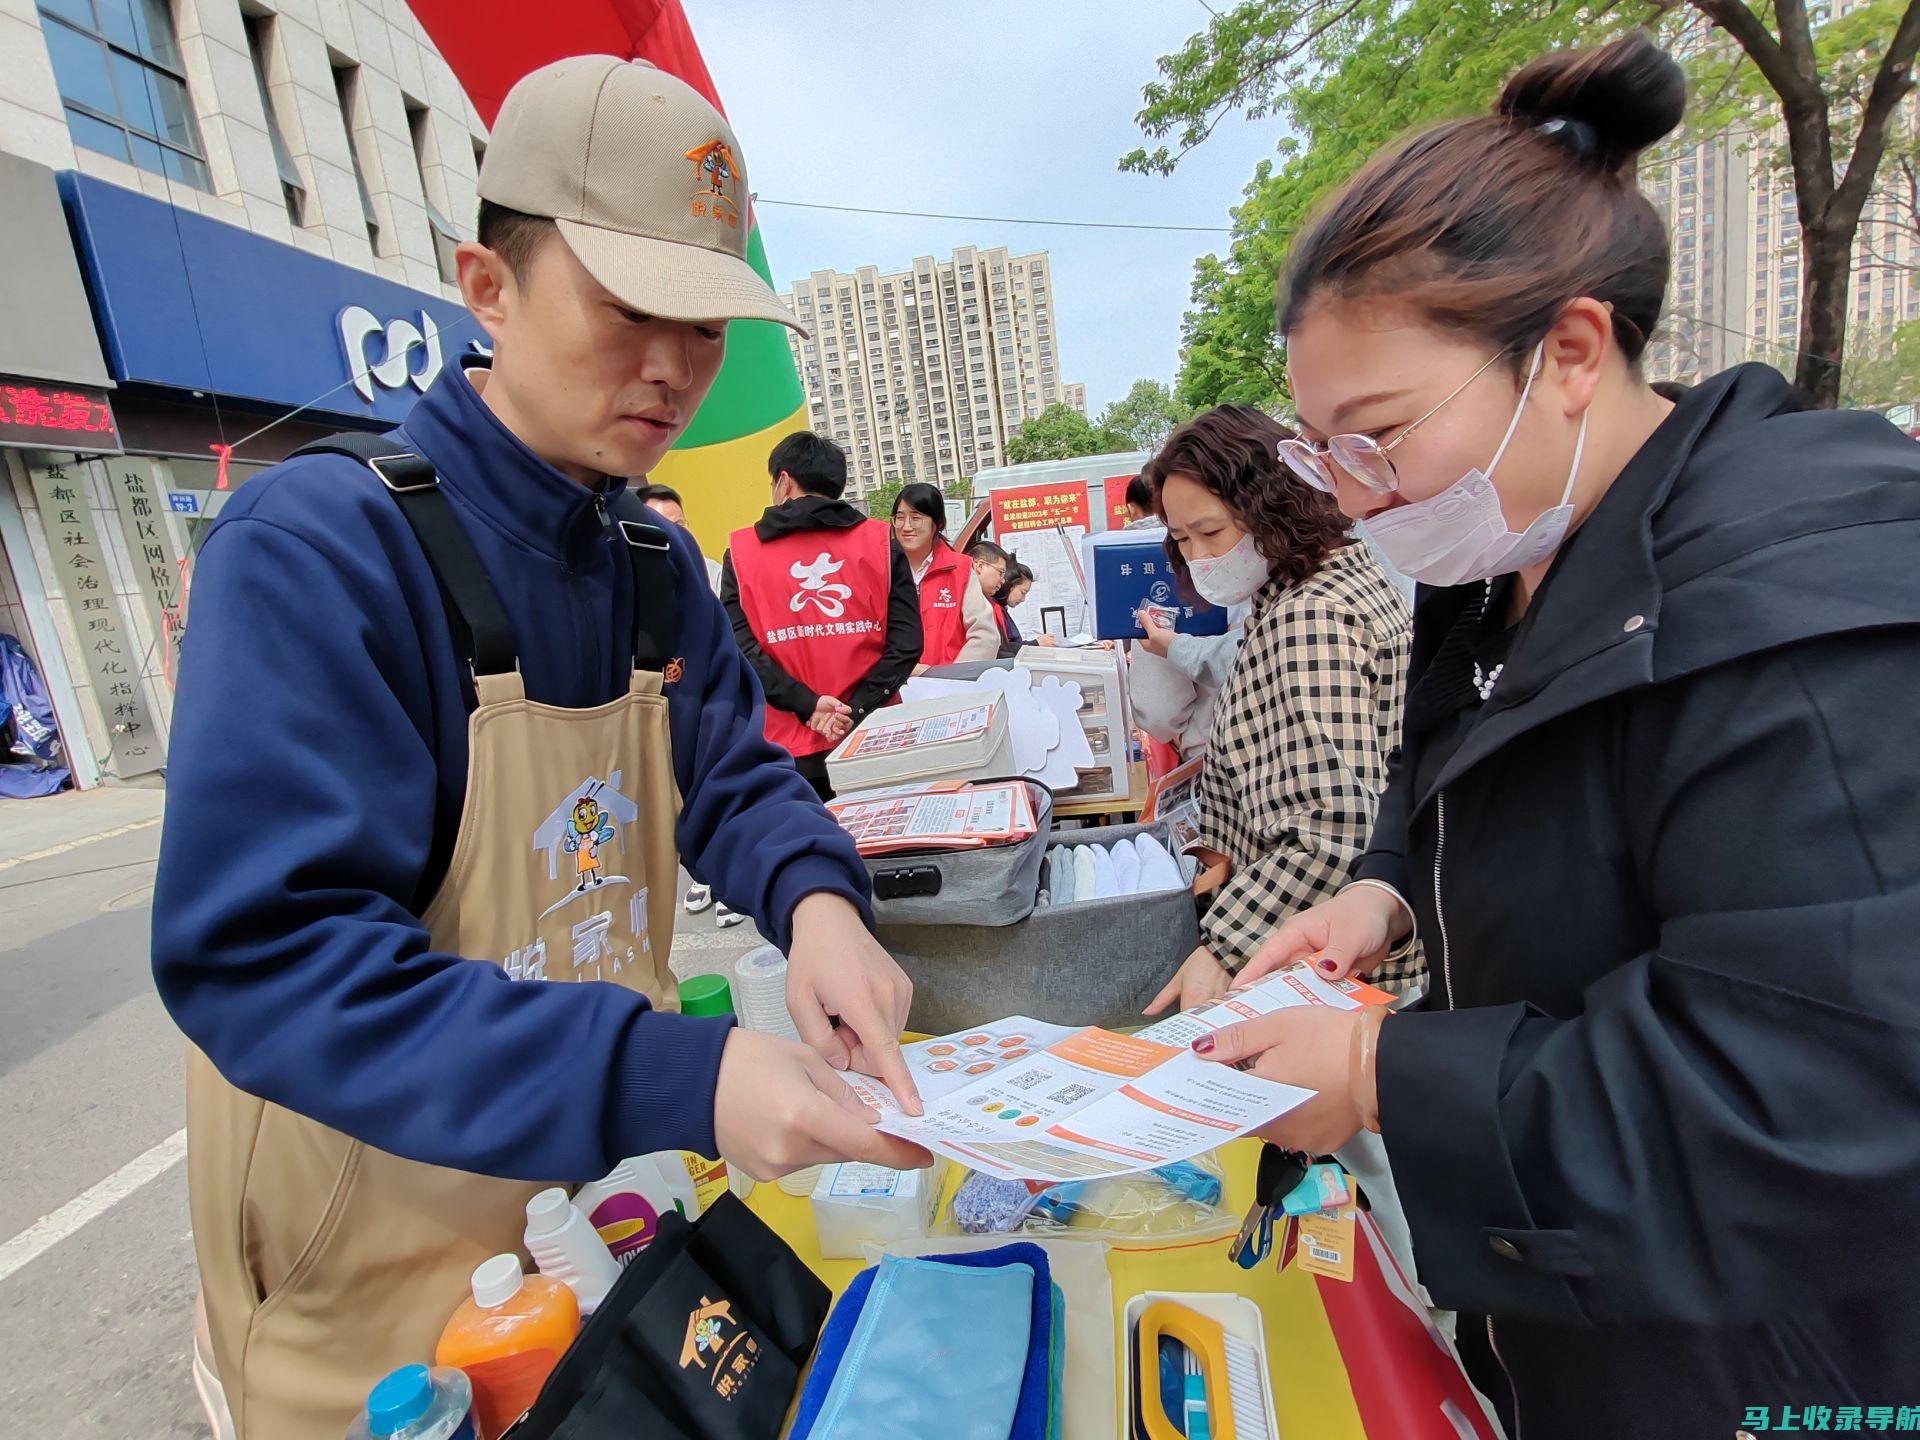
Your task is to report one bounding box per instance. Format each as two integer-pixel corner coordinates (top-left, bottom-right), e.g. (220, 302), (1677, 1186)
(749, 1137), (1368, 1437)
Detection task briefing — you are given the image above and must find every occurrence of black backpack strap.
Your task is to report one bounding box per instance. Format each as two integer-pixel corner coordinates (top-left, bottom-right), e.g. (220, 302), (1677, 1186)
(292, 432), (518, 677)
(608, 490), (681, 672)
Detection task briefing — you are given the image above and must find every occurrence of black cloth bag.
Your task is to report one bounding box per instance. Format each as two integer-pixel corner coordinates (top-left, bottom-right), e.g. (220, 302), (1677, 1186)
(505, 1193), (829, 1440)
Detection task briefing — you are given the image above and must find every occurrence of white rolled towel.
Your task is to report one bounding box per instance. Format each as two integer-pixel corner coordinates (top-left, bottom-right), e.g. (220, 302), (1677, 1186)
(1134, 834), (1186, 894)
(1110, 839), (1141, 895)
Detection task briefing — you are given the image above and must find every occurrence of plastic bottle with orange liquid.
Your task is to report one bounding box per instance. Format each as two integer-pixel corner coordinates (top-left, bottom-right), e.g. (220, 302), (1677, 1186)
(433, 1254), (578, 1440)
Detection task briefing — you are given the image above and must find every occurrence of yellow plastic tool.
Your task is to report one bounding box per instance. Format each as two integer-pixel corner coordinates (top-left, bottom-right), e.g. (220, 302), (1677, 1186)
(1135, 1299), (1270, 1440)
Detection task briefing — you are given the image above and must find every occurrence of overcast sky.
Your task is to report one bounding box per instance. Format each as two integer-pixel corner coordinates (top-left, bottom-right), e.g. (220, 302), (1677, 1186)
(698, 2), (1286, 415)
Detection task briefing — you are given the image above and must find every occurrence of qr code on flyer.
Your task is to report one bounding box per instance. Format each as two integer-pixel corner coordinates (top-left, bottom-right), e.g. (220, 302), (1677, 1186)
(1046, 1082), (1096, 1106)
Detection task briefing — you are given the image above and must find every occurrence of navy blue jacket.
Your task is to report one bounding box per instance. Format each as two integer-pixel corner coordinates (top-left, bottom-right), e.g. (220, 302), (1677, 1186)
(151, 362), (870, 1180)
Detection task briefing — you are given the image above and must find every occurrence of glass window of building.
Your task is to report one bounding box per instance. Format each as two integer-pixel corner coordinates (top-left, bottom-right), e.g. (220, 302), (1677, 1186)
(242, 11), (306, 226)
(332, 61), (384, 254)
(39, 0), (211, 188)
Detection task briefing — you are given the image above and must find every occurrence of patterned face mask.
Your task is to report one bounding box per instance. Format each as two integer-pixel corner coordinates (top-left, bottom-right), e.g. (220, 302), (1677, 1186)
(1187, 531), (1271, 607)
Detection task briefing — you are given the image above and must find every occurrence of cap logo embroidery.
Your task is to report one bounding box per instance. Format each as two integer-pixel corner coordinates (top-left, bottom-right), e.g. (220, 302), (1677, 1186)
(684, 138), (741, 228)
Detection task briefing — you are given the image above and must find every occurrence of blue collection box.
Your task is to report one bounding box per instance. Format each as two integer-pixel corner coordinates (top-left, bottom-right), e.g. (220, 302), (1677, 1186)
(1081, 528), (1231, 641)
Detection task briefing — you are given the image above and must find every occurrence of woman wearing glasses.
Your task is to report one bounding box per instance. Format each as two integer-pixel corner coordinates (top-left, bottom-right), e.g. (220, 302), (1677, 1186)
(1197, 34), (1920, 1436)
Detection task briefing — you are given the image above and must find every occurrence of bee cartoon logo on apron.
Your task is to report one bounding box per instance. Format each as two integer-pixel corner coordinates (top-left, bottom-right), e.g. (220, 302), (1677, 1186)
(186, 441), (688, 1439)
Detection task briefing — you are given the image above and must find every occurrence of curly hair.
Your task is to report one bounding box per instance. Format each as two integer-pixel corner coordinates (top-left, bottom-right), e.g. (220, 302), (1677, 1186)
(1143, 405), (1349, 593)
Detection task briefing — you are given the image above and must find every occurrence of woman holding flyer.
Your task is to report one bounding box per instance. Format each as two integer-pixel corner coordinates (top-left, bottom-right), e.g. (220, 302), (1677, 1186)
(1140, 406), (1414, 1017)
(892, 483), (1000, 667)
(1206, 35), (1920, 1436)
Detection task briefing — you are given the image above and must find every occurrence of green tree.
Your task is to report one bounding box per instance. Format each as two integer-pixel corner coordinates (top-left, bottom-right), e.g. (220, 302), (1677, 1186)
(865, 477), (908, 521)
(1126, 0), (1920, 410)
(1841, 316), (1920, 408)
(1096, 379), (1194, 450)
(1004, 403), (1131, 463)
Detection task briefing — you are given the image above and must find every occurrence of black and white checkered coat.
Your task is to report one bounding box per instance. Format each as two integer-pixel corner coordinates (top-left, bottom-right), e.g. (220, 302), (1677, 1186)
(1195, 541), (1419, 986)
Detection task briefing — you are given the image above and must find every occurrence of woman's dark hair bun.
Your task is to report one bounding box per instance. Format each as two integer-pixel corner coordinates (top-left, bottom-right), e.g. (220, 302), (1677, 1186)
(1497, 32), (1686, 173)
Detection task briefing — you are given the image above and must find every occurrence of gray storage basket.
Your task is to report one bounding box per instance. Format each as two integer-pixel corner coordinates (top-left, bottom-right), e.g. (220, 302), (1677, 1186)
(876, 817), (1199, 1034)
(864, 781), (1053, 929)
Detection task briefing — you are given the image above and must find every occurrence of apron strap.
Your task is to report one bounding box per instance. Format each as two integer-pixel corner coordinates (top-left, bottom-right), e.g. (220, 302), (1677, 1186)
(291, 433), (519, 678)
(608, 491), (681, 672)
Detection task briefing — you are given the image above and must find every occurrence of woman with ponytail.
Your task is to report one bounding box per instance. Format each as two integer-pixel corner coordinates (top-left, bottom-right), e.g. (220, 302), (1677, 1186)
(1201, 34), (1920, 1433)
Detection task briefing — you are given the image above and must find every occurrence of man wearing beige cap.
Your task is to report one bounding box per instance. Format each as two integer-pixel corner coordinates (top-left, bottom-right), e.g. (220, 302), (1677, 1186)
(152, 56), (927, 1438)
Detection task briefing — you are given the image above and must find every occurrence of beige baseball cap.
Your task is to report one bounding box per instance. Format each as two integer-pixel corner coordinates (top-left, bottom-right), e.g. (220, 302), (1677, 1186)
(478, 55), (805, 335)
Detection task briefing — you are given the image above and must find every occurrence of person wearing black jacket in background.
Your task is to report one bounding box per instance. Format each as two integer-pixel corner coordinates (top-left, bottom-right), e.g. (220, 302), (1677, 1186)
(722, 432), (922, 799)
(1199, 35), (1920, 1438)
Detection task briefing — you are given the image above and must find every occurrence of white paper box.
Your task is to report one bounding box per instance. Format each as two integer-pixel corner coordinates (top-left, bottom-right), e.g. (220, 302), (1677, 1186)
(809, 1160), (939, 1260)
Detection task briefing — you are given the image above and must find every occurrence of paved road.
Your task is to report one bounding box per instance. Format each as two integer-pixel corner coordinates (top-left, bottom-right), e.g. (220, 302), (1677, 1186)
(0, 788), (765, 1436)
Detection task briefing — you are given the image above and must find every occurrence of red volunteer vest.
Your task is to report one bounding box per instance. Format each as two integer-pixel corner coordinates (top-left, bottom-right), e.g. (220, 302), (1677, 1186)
(916, 542), (973, 667)
(730, 518), (894, 756)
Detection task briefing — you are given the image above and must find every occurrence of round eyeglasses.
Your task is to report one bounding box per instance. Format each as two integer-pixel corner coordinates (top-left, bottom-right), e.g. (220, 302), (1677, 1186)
(1278, 348), (1514, 495)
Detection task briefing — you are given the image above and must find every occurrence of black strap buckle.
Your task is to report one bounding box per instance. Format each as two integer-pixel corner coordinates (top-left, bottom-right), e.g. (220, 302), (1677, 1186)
(367, 452), (439, 495)
(617, 518), (674, 553)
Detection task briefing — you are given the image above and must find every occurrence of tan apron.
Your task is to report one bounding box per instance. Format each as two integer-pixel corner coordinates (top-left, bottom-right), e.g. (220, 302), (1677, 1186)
(185, 453), (690, 1439)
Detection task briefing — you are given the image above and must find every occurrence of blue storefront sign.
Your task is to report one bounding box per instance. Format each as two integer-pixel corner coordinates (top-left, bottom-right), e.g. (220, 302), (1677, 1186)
(58, 171), (484, 425)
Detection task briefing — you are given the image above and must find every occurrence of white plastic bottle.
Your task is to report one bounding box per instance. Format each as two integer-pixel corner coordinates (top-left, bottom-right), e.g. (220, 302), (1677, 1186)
(523, 1188), (622, 1316)
(344, 1364), (475, 1440)
(572, 1154), (700, 1266)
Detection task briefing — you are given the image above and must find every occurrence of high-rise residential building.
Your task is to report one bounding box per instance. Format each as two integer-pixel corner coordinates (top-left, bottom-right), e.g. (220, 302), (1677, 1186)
(1064, 382), (1087, 415)
(778, 246), (1083, 497)
(1640, 2), (1920, 387)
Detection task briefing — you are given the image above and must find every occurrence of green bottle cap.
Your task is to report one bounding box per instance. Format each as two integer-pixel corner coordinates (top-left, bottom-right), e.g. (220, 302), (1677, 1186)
(678, 974), (735, 1018)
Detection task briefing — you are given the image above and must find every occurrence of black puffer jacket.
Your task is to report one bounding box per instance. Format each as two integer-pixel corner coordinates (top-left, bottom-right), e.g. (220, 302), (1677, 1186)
(1356, 366), (1920, 1436)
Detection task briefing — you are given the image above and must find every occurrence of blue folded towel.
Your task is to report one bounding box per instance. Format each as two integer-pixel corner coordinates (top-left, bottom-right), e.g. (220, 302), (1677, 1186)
(792, 1241), (1057, 1440)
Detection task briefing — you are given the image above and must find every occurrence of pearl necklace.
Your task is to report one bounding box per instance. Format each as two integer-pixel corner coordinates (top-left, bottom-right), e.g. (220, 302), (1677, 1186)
(1472, 661), (1503, 701)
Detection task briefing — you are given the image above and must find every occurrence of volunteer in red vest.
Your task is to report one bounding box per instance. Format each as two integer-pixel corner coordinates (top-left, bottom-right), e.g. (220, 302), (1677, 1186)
(722, 432), (922, 799)
(891, 482), (998, 670)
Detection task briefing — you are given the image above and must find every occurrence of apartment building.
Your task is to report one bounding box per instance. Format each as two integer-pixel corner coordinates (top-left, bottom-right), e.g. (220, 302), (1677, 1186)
(777, 246), (1083, 497)
(1641, 2), (1920, 385)
(1063, 381), (1087, 415)
(0, 0), (488, 787)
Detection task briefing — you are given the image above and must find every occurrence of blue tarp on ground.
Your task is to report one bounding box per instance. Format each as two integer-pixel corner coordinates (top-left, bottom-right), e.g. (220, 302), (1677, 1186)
(1, 632), (70, 798)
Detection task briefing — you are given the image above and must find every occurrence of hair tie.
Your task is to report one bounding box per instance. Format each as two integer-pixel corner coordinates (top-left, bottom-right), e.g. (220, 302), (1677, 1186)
(1535, 116), (1600, 160)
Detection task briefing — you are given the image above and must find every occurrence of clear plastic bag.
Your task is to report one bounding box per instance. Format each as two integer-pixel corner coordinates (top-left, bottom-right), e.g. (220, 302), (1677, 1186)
(938, 1154), (1237, 1243)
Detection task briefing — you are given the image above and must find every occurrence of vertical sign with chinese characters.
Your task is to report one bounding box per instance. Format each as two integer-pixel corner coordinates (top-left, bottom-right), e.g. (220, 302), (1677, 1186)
(989, 480), (1092, 639)
(27, 457), (163, 777)
(107, 459), (186, 684)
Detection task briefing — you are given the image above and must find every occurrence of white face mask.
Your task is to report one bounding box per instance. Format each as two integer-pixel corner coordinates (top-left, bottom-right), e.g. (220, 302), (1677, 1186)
(1359, 344), (1589, 588)
(1186, 531), (1271, 607)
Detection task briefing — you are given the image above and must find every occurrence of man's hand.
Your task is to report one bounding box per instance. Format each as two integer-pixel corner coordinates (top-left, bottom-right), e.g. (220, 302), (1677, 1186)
(713, 1028), (933, 1181)
(1232, 884), (1408, 988)
(1135, 606), (1176, 658)
(808, 695), (853, 741)
(1144, 945), (1233, 1016)
(1190, 1004), (1380, 1155)
(786, 892), (922, 1114)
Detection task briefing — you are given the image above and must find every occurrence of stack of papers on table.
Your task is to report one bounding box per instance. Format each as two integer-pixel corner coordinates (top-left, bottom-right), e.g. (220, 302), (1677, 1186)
(828, 780), (1038, 856)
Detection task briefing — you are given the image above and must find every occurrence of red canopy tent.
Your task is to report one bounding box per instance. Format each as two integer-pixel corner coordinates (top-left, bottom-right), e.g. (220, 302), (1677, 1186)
(405, 0), (723, 126)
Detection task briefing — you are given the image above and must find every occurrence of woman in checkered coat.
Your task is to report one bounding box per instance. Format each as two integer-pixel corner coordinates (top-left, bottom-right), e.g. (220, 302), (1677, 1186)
(1141, 406), (1416, 1018)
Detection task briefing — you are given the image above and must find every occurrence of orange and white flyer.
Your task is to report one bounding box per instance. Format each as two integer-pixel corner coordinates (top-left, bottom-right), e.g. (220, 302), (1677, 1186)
(839, 700), (996, 761)
(842, 965), (1382, 1182)
(827, 779), (1035, 855)
(1132, 962), (1394, 1049)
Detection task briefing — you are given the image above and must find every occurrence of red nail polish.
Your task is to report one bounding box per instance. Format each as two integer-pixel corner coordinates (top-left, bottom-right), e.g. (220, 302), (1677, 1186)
(1191, 1034), (1215, 1055)
(1317, 959), (1339, 975)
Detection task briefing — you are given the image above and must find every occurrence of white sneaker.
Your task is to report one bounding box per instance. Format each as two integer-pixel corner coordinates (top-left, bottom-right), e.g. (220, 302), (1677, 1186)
(683, 883), (713, 914)
(715, 903), (747, 929)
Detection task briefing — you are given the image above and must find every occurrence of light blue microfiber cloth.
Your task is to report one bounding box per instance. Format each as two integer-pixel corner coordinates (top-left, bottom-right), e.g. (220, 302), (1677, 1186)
(809, 1254), (1033, 1440)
